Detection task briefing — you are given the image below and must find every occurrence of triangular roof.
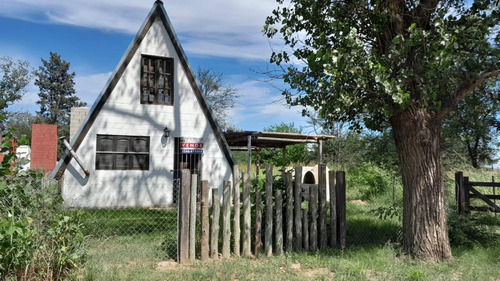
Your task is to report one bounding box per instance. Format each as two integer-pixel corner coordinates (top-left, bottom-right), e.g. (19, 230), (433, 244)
(52, 0), (235, 180)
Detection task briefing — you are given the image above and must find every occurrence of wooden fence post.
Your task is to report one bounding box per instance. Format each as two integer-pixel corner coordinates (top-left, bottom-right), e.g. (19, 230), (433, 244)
(328, 170), (337, 248)
(200, 180), (210, 261)
(455, 172), (464, 214)
(189, 174), (197, 261)
(336, 171), (346, 249)
(242, 172), (252, 257)
(265, 164), (274, 257)
(309, 185), (318, 251)
(222, 181), (232, 258)
(275, 189), (283, 255)
(302, 185), (309, 251)
(318, 164), (327, 249)
(233, 165), (241, 256)
(294, 167), (303, 251)
(178, 169), (191, 263)
(210, 188), (220, 259)
(285, 172), (293, 252)
(255, 189), (263, 256)
(464, 176), (470, 214)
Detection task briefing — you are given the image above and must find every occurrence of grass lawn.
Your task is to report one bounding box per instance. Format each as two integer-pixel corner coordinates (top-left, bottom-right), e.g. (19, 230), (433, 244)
(78, 203), (500, 281)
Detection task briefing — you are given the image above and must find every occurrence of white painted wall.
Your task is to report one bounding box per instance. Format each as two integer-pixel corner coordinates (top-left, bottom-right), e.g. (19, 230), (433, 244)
(62, 18), (233, 208)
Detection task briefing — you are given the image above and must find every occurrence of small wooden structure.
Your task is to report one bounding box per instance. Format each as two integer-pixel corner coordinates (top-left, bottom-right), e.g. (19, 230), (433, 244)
(224, 131), (335, 174)
(455, 172), (500, 214)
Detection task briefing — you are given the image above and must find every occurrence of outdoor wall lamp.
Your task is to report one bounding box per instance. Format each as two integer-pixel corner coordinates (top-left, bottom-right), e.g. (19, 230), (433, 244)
(163, 126), (170, 138)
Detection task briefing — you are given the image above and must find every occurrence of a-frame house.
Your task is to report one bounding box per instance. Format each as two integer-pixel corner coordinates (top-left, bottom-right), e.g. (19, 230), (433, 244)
(52, 0), (235, 208)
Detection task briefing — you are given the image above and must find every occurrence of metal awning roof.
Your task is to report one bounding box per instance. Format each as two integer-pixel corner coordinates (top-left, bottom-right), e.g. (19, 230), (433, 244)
(224, 131), (335, 149)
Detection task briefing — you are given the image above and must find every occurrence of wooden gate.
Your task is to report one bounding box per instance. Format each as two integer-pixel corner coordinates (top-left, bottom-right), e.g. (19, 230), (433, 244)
(455, 172), (500, 214)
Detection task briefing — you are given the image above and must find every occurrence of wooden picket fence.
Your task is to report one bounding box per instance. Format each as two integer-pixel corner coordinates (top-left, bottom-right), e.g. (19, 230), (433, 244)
(177, 164), (347, 263)
(455, 171), (500, 214)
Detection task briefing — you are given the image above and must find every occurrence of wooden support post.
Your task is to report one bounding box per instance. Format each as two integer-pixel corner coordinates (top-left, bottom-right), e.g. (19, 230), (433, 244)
(282, 146), (287, 177)
(178, 169), (191, 263)
(336, 171), (346, 249)
(233, 166), (241, 256)
(494, 176), (497, 217)
(254, 189), (263, 256)
(309, 185), (318, 251)
(318, 139), (323, 164)
(328, 171), (337, 248)
(200, 180), (210, 261)
(275, 189), (283, 255)
(294, 167), (303, 251)
(242, 172), (252, 257)
(265, 164), (273, 257)
(189, 174), (197, 261)
(455, 172), (464, 214)
(464, 176), (470, 214)
(285, 172), (293, 252)
(318, 164), (327, 249)
(247, 135), (252, 175)
(210, 188), (220, 259)
(222, 181), (232, 258)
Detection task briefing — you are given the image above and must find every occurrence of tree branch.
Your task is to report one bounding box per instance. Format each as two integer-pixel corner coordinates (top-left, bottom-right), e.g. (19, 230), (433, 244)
(436, 69), (500, 121)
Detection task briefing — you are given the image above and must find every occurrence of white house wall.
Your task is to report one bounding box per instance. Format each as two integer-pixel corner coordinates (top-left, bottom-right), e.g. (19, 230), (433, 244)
(63, 18), (233, 208)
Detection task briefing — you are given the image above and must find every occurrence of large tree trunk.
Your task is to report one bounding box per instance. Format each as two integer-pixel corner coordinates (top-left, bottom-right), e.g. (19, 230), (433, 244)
(391, 106), (452, 261)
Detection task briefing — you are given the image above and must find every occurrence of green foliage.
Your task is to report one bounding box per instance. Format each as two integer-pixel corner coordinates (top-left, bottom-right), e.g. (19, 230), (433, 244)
(346, 162), (395, 201)
(447, 211), (496, 247)
(195, 67), (239, 131)
(372, 204), (403, 221)
(260, 122), (312, 166)
(264, 0), (500, 130)
(0, 132), (85, 280)
(442, 80), (500, 168)
(0, 56), (32, 117)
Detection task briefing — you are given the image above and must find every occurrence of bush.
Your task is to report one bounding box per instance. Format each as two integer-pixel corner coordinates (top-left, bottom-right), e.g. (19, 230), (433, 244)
(447, 211), (495, 247)
(346, 162), (396, 201)
(0, 132), (85, 280)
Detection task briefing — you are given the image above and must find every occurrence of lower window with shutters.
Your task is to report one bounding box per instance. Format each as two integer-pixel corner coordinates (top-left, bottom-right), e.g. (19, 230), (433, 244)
(96, 135), (150, 170)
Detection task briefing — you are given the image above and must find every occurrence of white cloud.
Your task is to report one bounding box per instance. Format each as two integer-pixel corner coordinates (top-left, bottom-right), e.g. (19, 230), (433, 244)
(228, 79), (310, 131)
(74, 72), (112, 105)
(0, 0), (279, 60)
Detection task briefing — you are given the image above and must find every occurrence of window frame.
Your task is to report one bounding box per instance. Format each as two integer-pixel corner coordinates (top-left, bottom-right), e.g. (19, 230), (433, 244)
(95, 134), (150, 170)
(140, 54), (174, 105)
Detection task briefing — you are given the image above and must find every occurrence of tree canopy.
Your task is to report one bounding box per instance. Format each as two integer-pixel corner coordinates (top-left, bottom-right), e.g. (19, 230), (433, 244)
(0, 57), (31, 118)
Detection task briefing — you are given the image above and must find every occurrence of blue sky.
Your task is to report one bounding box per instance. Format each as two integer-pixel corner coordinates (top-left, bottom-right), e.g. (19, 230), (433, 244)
(0, 0), (311, 132)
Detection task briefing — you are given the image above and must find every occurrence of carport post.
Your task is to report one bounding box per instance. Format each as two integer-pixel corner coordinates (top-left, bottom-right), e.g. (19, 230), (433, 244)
(318, 139), (323, 164)
(247, 135), (252, 176)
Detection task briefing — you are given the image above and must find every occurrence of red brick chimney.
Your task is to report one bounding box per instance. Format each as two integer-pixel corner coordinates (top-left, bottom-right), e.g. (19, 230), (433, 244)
(31, 124), (58, 171)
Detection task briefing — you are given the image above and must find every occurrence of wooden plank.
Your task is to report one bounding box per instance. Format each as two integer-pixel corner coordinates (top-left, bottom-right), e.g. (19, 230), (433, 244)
(468, 205), (499, 212)
(469, 186), (500, 212)
(469, 194), (500, 200)
(309, 185), (318, 251)
(285, 172), (293, 252)
(254, 190), (263, 256)
(210, 188), (220, 259)
(178, 169), (191, 263)
(265, 164), (274, 257)
(318, 164), (327, 249)
(336, 171), (346, 249)
(328, 170), (337, 248)
(222, 181), (232, 258)
(189, 174), (197, 262)
(242, 172), (252, 257)
(467, 181), (500, 188)
(275, 189), (284, 255)
(200, 180), (210, 261)
(233, 165), (241, 256)
(294, 166), (303, 251)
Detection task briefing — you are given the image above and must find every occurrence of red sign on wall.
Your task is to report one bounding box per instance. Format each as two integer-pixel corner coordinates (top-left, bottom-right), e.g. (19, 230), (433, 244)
(180, 138), (203, 154)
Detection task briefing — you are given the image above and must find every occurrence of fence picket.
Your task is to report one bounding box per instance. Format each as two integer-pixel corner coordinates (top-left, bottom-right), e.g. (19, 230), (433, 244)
(285, 172), (293, 252)
(222, 181), (232, 258)
(318, 164), (327, 249)
(265, 164), (273, 257)
(178, 169), (191, 263)
(233, 166), (241, 256)
(200, 180), (210, 261)
(275, 189), (283, 255)
(328, 171), (337, 248)
(210, 188), (220, 259)
(294, 167), (303, 251)
(309, 185), (318, 251)
(242, 172), (252, 257)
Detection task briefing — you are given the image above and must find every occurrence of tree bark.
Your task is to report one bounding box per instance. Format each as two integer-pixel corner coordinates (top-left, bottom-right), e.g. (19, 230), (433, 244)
(391, 106), (452, 261)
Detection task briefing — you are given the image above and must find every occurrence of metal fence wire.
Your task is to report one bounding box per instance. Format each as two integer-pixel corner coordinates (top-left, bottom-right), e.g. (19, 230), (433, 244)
(75, 186), (179, 261)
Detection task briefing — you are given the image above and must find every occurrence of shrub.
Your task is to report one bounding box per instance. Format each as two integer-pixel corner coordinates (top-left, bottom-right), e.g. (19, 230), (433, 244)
(447, 210), (495, 247)
(346, 162), (395, 201)
(0, 133), (85, 280)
